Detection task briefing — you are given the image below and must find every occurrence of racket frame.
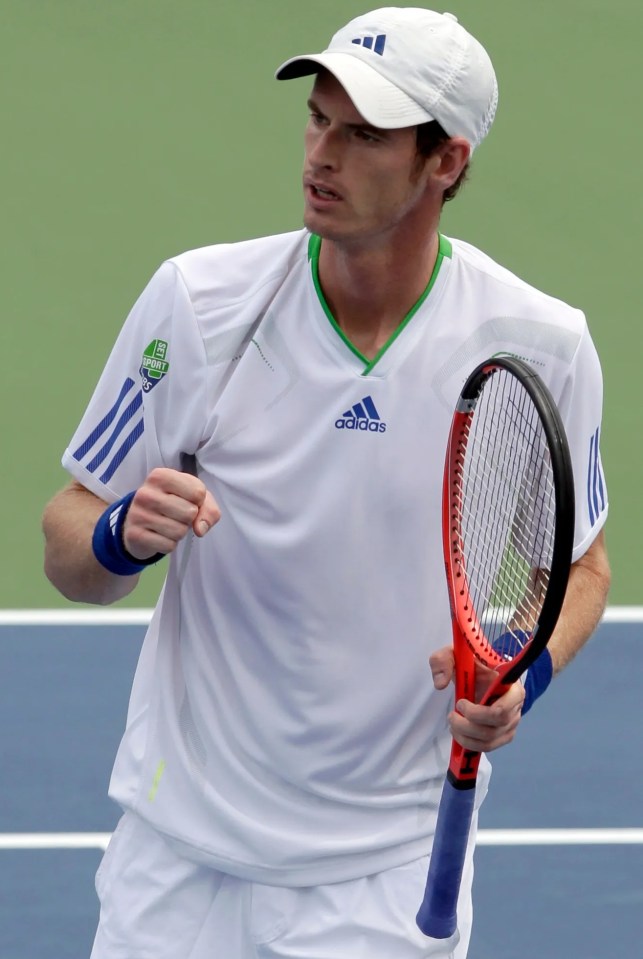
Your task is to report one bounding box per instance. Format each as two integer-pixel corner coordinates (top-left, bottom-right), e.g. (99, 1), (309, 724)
(417, 355), (575, 939)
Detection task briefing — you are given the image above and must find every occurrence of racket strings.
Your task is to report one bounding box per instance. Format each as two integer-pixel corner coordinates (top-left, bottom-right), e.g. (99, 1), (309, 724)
(454, 370), (557, 653)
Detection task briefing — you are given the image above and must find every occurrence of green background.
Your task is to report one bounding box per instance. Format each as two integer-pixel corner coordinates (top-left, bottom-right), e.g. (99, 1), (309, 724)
(2, 0), (640, 608)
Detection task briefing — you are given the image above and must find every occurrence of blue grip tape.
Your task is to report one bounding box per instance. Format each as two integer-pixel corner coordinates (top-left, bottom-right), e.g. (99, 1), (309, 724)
(416, 779), (476, 939)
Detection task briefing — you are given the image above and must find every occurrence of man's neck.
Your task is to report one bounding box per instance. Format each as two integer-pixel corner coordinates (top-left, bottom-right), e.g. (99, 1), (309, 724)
(317, 231), (441, 360)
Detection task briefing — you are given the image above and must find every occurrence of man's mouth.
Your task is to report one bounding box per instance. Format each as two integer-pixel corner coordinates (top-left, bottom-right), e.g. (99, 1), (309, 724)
(307, 180), (342, 202)
(312, 185), (340, 199)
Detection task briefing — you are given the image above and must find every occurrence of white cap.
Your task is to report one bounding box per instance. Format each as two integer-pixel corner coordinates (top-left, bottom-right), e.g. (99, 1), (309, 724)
(275, 8), (498, 150)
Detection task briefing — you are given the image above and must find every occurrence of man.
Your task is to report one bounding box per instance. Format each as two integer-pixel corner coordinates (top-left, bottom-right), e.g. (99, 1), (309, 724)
(42, 8), (610, 958)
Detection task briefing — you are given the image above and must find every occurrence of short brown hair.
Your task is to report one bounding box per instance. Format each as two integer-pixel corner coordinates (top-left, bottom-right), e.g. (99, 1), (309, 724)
(415, 120), (469, 203)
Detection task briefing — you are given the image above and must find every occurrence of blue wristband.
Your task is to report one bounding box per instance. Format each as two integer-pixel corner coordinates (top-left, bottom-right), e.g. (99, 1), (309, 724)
(492, 631), (553, 715)
(92, 491), (165, 576)
(522, 647), (553, 714)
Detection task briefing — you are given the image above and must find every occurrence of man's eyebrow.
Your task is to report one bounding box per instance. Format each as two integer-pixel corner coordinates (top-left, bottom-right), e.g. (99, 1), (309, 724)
(306, 98), (387, 136)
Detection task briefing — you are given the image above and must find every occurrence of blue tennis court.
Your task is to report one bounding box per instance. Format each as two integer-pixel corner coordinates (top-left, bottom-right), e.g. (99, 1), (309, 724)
(1, 611), (641, 958)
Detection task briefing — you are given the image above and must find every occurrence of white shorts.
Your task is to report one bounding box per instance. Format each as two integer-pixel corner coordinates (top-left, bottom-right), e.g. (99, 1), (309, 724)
(90, 811), (475, 959)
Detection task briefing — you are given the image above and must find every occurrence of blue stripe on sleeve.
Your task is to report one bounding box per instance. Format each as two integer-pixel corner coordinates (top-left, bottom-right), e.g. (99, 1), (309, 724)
(99, 419), (144, 483)
(86, 392), (143, 474)
(72, 378), (136, 461)
(587, 431), (596, 525)
(587, 427), (607, 527)
(591, 429), (601, 520)
(595, 429), (606, 513)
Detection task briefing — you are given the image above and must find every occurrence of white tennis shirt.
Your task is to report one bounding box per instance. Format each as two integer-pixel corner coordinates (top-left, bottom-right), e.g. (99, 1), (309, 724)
(63, 229), (608, 885)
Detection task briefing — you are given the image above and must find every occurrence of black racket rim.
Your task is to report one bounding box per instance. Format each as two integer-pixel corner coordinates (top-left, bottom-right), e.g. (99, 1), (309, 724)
(456, 355), (575, 681)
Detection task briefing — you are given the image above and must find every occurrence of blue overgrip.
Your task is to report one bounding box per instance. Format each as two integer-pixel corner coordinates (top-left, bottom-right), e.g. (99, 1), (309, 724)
(416, 778), (476, 938)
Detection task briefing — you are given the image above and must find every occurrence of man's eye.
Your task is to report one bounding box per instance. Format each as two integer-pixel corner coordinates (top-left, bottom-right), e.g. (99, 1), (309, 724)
(356, 129), (379, 142)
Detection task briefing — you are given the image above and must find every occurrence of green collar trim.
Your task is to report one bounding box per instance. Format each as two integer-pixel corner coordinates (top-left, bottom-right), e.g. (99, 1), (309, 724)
(308, 233), (451, 373)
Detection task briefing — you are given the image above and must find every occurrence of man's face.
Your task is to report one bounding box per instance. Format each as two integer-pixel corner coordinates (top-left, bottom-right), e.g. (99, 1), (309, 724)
(303, 71), (431, 247)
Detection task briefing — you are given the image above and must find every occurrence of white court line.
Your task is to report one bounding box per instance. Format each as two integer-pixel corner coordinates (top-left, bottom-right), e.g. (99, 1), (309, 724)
(2, 829), (643, 852)
(0, 833), (112, 851)
(0, 607), (641, 626)
(476, 828), (643, 846)
(0, 609), (153, 626)
(601, 607), (643, 624)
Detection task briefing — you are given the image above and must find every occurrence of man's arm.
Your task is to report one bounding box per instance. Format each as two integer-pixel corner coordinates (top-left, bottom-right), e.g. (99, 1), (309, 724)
(546, 528), (610, 674)
(42, 481), (138, 605)
(430, 529), (611, 752)
(42, 469), (221, 606)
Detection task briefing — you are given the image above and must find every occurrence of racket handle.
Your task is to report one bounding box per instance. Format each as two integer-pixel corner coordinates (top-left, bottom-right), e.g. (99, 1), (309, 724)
(416, 777), (476, 938)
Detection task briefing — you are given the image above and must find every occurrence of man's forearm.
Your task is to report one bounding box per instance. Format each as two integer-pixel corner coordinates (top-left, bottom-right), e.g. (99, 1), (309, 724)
(548, 529), (611, 675)
(42, 481), (140, 605)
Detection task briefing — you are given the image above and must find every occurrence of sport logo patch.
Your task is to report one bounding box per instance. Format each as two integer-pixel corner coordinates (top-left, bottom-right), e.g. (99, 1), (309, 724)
(335, 395), (386, 433)
(140, 339), (169, 392)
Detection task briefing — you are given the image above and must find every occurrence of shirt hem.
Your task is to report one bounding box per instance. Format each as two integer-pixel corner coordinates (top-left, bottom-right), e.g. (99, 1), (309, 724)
(116, 800), (435, 887)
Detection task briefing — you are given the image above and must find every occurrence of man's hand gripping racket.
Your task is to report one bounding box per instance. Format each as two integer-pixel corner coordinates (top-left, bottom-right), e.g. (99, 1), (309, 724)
(416, 356), (575, 939)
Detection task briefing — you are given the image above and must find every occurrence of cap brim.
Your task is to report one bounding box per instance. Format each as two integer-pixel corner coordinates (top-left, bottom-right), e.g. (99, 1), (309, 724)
(275, 52), (435, 129)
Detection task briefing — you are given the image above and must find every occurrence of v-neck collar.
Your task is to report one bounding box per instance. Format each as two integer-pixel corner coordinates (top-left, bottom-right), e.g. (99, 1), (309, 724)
(307, 232), (452, 374)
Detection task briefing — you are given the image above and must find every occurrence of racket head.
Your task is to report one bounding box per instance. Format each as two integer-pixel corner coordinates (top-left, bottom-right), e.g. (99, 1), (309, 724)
(443, 355), (575, 689)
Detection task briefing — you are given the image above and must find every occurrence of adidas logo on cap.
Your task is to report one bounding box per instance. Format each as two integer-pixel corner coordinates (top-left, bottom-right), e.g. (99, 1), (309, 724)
(351, 34), (386, 55)
(335, 395), (386, 432)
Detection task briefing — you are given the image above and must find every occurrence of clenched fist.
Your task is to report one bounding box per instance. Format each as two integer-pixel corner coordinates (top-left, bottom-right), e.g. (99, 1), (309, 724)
(123, 468), (221, 561)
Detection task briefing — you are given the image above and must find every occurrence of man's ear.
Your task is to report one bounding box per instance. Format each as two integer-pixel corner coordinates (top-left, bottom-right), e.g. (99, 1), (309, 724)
(431, 137), (471, 192)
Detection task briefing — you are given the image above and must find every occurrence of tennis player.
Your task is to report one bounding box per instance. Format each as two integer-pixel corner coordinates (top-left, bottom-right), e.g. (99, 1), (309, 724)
(42, 8), (610, 958)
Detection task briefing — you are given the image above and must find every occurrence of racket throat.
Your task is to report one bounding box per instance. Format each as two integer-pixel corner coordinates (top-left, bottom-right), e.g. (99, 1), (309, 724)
(448, 743), (481, 783)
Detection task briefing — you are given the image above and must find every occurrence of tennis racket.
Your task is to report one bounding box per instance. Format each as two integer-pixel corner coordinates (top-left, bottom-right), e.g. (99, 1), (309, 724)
(416, 355), (575, 939)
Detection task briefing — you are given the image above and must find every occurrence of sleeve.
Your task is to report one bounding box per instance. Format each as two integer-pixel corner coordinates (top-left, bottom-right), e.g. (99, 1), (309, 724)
(556, 321), (609, 563)
(62, 261), (208, 503)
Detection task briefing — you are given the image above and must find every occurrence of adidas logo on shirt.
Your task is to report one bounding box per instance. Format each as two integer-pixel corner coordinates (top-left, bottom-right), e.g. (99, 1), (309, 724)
(335, 395), (386, 432)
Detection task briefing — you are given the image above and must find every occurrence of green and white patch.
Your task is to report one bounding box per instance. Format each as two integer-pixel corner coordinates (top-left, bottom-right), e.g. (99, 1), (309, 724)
(140, 339), (169, 392)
